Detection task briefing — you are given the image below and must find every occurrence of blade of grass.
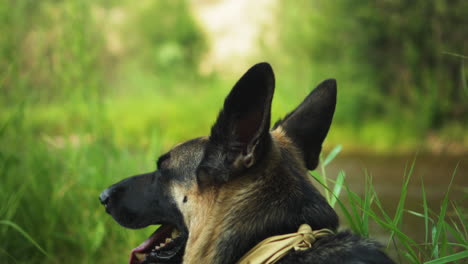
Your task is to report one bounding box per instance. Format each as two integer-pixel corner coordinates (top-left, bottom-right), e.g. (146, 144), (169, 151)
(451, 201), (468, 240)
(421, 177), (429, 245)
(444, 223), (466, 247)
(389, 159), (415, 242)
(371, 188), (393, 225)
(405, 209), (433, 222)
(441, 51), (468, 59)
(309, 173), (359, 232)
(372, 189), (422, 261)
(361, 173), (374, 237)
(310, 169), (330, 203)
(445, 242), (468, 249)
(310, 170), (326, 187)
(395, 160), (415, 221)
(333, 194), (360, 232)
(323, 145), (342, 167)
(0, 220), (48, 257)
(402, 251), (417, 264)
(329, 170), (345, 208)
(318, 145), (342, 204)
(424, 250), (468, 264)
(360, 205), (420, 263)
(319, 160), (330, 202)
(432, 225), (439, 258)
(344, 183), (366, 234)
(431, 164), (458, 258)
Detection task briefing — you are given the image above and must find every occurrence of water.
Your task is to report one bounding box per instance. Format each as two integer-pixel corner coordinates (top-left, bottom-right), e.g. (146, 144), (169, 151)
(325, 153), (467, 242)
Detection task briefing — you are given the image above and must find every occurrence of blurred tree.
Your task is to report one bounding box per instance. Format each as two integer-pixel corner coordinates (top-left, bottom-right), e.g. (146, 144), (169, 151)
(0, 0), (104, 104)
(125, 0), (206, 75)
(0, 0), (207, 104)
(276, 0), (467, 132)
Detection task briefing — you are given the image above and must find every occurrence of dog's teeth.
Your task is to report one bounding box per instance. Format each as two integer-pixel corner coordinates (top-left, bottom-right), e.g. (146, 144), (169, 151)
(165, 238), (172, 243)
(135, 253), (146, 261)
(160, 243), (165, 247)
(171, 229), (180, 238)
(155, 246), (160, 250)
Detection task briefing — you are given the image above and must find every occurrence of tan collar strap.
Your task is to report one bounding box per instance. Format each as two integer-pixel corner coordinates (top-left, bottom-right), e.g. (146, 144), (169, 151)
(238, 224), (334, 264)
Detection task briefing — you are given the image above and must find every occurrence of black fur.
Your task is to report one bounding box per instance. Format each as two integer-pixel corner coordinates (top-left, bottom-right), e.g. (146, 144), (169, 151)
(197, 63), (275, 185)
(273, 78), (337, 170)
(99, 171), (185, 230)
(279, 231), (394, 264)
(212, 144), (340, 264)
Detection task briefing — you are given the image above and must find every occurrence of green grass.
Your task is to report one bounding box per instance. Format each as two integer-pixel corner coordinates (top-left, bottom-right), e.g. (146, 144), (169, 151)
(312, 146), (468, 264)
(1, 98), (466, 263)
(4, 90), (466, 154)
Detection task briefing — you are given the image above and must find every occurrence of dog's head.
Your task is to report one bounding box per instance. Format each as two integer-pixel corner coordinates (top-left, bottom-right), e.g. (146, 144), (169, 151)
(99, 63), (337, 264)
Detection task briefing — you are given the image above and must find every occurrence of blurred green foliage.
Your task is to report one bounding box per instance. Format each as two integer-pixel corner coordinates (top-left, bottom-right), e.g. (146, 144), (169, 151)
(0, 0), (206, 104)
(0, 0), (210, 263)
(275, 0), (467, 137)
(133, 1), (206, 73)
(0, 0), (104, 103)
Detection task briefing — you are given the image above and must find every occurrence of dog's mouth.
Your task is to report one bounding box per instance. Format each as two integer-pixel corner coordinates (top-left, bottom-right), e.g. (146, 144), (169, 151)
(129, 224), (187, 264)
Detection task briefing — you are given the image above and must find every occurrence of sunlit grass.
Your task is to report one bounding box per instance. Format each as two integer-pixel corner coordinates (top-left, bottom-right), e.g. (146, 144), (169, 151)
(0, 102), (157, 263)
(4, 90), (458, 154)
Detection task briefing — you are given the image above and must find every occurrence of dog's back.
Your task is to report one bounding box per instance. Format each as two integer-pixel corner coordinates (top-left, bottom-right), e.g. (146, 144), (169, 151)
(280, 231), (394, 263)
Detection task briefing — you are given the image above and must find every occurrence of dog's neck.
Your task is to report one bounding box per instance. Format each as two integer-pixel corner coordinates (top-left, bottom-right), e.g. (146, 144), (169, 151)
(182, 135), (338, 264)
(182, 139), (280, 264)
(183, 177), (296, 264)
(181, 186), (219, 264)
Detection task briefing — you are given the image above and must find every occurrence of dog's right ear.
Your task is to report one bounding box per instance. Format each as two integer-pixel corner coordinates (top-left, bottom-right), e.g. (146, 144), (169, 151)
(197, 62), (275, 185)
(273, 79), (337, 170)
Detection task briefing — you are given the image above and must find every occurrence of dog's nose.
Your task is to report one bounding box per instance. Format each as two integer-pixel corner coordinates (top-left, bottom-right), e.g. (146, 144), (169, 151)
(99, 188), (111, 206)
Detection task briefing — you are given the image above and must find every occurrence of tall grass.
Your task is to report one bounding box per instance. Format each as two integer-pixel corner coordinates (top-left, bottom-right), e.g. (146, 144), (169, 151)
(0, 1), (208, 260)
(313, 146), (468, 264)
(2, 109), (465, 263)
(0, 103), (152, 263)
(0, 78), (229, 264)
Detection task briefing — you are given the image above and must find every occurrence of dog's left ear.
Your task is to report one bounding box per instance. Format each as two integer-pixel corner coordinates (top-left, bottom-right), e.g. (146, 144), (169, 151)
(197, 62), (275, 185)
(273, 79), (337, 170)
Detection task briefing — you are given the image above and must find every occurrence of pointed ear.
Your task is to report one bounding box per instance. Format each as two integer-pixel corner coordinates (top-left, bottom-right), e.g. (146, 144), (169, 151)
(273, 79), (337, 170)
(197, 62), (275, 184)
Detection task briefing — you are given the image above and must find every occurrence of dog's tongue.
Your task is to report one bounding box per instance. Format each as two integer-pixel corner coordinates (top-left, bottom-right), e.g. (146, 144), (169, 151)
(129, 230), (160, 264)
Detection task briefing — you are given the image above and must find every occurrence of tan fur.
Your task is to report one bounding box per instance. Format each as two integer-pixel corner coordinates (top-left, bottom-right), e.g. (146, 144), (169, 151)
(272, 127), (306, 169)
(172, 184), (219, 263)
(272, 127), (318, 187)
(172, 175), (266, 263)
(171, 133), (293, 264)
(271, 126), (291, 146)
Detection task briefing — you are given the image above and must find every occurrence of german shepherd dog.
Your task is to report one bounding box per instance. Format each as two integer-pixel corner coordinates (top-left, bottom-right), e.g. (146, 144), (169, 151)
(99, 63), (394, 264)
